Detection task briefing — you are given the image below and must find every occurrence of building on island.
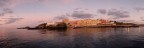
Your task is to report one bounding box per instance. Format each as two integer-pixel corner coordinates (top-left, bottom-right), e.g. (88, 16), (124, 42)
(62, 19), (112, 27)
(36, 18), (138, 29)
(76, 19), (101, 26)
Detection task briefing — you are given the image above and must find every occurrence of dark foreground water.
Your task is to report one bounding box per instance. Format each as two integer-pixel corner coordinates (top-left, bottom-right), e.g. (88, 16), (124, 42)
(0, 27), (144, 48)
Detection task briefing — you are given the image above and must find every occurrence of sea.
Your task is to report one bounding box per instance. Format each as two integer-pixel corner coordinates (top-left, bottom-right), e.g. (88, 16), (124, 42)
(0, 27), (144, 48)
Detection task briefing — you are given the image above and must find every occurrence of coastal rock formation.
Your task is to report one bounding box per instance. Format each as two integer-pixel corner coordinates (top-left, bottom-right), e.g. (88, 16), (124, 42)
(18, 19), (140, 30)
(34, 22), (67, 30)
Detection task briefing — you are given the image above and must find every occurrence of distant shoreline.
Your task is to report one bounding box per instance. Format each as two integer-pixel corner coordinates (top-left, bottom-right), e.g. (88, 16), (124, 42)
(17, 19), (144, 30)
(17, 25), (142, 30)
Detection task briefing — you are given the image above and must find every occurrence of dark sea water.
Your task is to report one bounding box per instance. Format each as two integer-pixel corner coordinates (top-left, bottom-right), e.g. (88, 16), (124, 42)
(0, 27), (144, 48)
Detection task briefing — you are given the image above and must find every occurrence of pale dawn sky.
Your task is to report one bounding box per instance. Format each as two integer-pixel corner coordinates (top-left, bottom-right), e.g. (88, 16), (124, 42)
(0, 0), (144, 28)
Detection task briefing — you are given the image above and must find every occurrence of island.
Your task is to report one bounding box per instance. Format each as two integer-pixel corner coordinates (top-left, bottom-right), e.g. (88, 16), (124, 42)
(18, 19), (141, 30)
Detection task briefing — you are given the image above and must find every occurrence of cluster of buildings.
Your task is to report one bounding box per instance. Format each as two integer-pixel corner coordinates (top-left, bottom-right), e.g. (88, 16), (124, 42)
(35, 18), (138, 29)
(21, 19), (138, 29)
(62, 19), (115, 28)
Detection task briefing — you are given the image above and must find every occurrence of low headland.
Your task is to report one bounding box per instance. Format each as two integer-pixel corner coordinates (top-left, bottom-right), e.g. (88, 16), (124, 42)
(18, 19), (143, 30)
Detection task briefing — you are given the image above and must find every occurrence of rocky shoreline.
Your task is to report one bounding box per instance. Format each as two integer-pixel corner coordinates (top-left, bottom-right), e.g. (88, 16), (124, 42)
(18, 23), (141, 30)
(18, 22), (67, 30)
(17, 19), (144, 30)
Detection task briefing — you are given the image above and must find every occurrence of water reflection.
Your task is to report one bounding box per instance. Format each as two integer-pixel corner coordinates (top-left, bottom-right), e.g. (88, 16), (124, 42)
(0, 27), (144, 48)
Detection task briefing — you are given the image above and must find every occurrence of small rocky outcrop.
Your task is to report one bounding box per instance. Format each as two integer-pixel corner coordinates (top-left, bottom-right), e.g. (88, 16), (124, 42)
(31, 22), (68, 30)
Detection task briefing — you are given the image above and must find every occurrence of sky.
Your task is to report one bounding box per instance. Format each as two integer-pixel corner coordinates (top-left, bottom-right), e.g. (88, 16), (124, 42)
(0, 0), (144, 28)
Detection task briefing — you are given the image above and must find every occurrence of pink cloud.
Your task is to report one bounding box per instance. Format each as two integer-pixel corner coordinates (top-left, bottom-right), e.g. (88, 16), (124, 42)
(38, 0), (77, 5)
(62, 0), (76, 3)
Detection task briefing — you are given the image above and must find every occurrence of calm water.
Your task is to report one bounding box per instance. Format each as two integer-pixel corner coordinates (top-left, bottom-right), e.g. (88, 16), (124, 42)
(0, 27), (144, 48)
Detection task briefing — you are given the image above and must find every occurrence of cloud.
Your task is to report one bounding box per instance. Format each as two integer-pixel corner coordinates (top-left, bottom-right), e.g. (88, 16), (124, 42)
(0, 0), (33, 17)
(0, 8), (13, 16)
(53, 8), (94, 20)
(0, 0), (19, 17)
(0, 0), (11, 7)
(71, 10), (94, 19)
(0, 0), (21, 8)
(141, 17), (144, 21)
(74, 8), (82, 10)
(54, 15), (67, 20)
(37, 0), (76, 4)
(2, 18), (24, 24)
(0, 0), (24, 24)
(38, 0), (76, 2)
(97, 9), (107, 14)
(96, 9), (130, 19)
(63, 0), (75, 3)
(134, 7), (144, 12)
(54, 8), (130, 21)
(107, 9), (130, 19)
(37, 0), (48, 2)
